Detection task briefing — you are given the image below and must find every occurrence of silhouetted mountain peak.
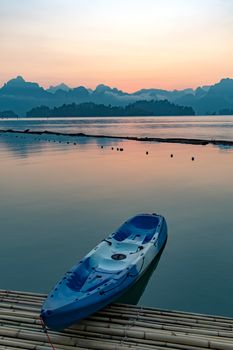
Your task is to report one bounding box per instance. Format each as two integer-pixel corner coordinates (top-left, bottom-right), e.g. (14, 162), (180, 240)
(219, 78), (233, 84)
(94, 84), (126, 96)
(1, 76), (47, 99)
(47, 83), (70, 93)
(134, 88), (167, 95)
(3, 76), (41, 89)
(16, 75), (25, 82)
(208, 78), (233, 96)
(68, 86), (90, 99)
(195, 87), (207, 98)
(94, 84), (112, 93)
(4, 75), (26, 87)
(73, 86), (89, 93)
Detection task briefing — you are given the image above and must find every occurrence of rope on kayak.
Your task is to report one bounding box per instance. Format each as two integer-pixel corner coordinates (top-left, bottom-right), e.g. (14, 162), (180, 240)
(39, 316), (56, 350)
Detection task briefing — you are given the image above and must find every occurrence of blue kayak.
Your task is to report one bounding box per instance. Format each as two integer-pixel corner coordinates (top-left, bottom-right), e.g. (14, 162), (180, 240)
(41, 213), (167, 330)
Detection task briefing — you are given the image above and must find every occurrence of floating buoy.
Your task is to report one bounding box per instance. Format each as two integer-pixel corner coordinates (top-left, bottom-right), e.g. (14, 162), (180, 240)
(170, 154), (173, 158)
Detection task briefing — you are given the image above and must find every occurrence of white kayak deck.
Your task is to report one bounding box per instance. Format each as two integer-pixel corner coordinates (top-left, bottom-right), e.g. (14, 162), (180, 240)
(0, 289), (233, 350)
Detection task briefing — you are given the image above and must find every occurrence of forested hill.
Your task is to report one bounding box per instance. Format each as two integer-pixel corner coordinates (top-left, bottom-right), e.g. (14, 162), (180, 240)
(26, 100), (195, 117)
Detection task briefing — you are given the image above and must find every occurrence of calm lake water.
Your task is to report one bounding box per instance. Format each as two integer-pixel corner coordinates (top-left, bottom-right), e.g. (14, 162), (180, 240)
(1, 115), (233, 140)
(0, 128), (233, 318)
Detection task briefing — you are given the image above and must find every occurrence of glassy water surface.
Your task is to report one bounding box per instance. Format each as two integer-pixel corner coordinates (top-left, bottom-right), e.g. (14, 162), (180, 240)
(1, 115), (233, 140)
(0, 131), (233, 318)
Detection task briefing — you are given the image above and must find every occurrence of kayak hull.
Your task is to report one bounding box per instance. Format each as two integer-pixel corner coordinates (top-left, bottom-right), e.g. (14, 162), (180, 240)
(41, 213), (167, 330)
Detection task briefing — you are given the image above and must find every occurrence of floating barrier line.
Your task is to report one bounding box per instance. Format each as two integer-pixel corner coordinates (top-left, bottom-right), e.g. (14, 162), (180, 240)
(1, 128), (233, 147)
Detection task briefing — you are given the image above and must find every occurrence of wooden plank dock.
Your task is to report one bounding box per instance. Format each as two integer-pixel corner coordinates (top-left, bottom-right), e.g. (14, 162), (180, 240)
(0, 289), (233, 350)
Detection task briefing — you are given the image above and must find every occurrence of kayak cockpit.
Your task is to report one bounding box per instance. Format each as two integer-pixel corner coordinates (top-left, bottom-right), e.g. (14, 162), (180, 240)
(112, 214), (160, 244)
(67, 255), (127, 293)
(67, 214), (161, 293)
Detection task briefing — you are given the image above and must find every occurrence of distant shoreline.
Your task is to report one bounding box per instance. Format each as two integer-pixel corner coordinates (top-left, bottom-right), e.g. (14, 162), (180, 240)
(1, 114), (233, 119)
(1, 114), (233, 120)
(1, 128), (233, 147)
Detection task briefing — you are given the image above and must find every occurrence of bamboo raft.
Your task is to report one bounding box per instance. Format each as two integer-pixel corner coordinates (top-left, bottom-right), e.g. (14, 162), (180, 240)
(0, 289), (233, 350)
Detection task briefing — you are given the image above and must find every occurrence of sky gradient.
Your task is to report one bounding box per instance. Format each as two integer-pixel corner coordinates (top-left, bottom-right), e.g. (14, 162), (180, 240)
(1, 0), (233, 91)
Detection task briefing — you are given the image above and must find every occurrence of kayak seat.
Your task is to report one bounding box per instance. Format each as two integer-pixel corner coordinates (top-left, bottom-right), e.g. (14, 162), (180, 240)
(67, 258), (91, 292)
(130, 215), (159, 230)
(81, 272), (111, 293)
(142, 231), (157, 244)
(113, 215), (159, 243)
(113, 241), (140, 253)
(113, 229), (155, 245)
(113, 228), (131, 241)
(96, 257), (127, 271)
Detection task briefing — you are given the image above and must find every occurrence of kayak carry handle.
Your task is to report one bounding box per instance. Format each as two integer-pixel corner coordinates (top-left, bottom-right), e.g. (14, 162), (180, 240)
(137, 245), (144, 252)
(102, 239), (112, 246)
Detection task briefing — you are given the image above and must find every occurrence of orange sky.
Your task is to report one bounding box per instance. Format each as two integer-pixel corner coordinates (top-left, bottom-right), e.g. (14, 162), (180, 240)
(1, 0), (233, 91)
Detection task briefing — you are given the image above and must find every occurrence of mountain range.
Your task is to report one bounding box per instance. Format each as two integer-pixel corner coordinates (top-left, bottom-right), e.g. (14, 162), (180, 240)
(0, 76), (233, 116)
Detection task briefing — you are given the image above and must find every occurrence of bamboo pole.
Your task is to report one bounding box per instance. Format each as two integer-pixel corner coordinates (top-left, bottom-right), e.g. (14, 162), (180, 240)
(2, 289), (233, 324)
(111, 304), (233, 323)
(2, 307), (233, 340)
(4, 311), (233, 339)
(109, 304), (233, 325)
(0, 292), (44, 301)
(0, 320), (213, 348)
(0, 302), (39, 312)
(89, 313), (233, 333)
(70, 324), (233, 350)
(0, 335), (109, 350)
(95, 309), (233, 330)
(3, 314), (232, 350)
(0, 297), (42, 306)
(82, 317), (233, 339)
(0, 328), (152, 350)
(2, 307), (232, 335)
(0, 324), (229, 349)
(2, 307), (233, 341)
(1, 291), (233, 327)
(0, 337), (52, 350)
(86, 315), (233, 333)
(2, 289), (233, 350)
(0, 290), (46, 298)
